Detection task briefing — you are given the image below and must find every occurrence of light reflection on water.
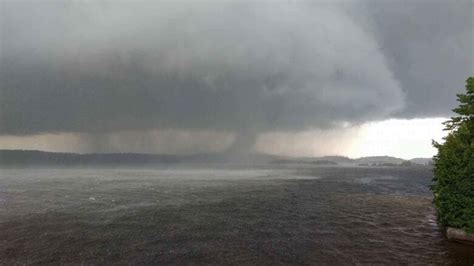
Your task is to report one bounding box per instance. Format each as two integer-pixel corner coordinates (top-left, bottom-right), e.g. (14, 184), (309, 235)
(0, 165), (473, 264)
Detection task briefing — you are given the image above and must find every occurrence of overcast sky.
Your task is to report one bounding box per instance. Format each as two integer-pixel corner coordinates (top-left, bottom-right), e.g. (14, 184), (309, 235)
(0, 0), (472, 157)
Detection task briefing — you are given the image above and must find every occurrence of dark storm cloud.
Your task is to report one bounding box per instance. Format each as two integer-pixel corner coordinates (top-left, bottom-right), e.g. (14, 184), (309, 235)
(0, 0), (403, 137)
(0, 0), (471, 138)
(364, 0), (474, 118)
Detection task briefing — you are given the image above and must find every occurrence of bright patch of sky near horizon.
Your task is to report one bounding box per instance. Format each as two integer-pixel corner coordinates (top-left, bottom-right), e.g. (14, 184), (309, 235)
(346, 118), (447, 159)
(0, 118), (447, 160)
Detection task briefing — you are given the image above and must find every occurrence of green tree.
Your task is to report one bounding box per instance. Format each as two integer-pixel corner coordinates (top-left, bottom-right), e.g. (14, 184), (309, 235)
(432, 77), (474, 232)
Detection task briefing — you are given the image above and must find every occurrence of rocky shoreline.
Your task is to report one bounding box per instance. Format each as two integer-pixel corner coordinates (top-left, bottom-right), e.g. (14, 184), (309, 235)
(446, 227), (474, 244)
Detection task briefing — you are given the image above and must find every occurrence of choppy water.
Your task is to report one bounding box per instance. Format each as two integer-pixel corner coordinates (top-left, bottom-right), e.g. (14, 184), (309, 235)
(1, 165), (473, 264)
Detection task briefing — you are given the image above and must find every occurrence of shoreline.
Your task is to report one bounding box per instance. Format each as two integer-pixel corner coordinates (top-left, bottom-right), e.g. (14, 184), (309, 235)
(446, 227), (474, 245)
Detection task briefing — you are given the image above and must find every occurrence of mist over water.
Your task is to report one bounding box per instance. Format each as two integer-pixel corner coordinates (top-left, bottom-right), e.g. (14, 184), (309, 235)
(1, 165), (473, 264)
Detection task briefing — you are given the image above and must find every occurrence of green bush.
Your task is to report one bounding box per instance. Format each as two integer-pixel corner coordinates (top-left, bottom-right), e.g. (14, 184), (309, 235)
(432, 77), (474, 233)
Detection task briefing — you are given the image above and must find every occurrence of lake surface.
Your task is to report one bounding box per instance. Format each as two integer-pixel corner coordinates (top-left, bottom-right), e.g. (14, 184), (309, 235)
(1, 165), (473, 264)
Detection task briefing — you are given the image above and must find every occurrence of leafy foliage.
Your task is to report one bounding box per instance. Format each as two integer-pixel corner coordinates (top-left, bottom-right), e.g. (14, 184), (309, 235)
(432, 77), (474, 232)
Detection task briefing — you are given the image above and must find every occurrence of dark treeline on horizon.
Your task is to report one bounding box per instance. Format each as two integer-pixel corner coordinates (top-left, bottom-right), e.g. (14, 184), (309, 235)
(0, 150), (185, 166)
(0, 150), (431, 167)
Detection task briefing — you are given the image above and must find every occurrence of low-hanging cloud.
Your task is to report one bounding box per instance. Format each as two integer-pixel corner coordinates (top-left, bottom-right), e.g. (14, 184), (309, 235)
(1, 1), (403, 132)
(0, 0), (471, 153)
(364, 0), (473, 118)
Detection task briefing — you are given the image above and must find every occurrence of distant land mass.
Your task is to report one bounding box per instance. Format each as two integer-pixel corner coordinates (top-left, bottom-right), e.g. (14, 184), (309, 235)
(0, 150), (432, 167)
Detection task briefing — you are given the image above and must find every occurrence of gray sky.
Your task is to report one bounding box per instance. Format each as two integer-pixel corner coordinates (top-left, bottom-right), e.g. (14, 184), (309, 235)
(0, 0), (472, 155)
